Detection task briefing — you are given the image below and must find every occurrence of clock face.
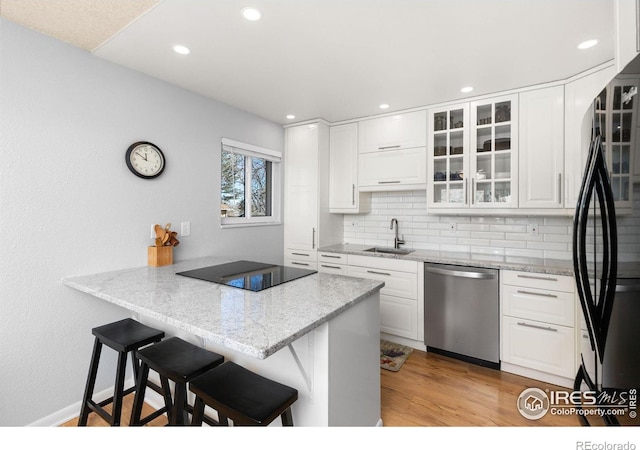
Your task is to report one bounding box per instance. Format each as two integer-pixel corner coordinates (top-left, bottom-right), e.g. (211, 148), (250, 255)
(126, 142), (165, 179)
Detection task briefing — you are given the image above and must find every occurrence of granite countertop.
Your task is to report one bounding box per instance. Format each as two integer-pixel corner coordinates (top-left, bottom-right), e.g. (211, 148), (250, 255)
(63, 256), (384, 359)
(318, 243), (640, 278)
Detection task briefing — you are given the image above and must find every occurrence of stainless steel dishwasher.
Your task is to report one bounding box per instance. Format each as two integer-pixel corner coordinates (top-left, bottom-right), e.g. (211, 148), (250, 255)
(424, 263), (500, 369)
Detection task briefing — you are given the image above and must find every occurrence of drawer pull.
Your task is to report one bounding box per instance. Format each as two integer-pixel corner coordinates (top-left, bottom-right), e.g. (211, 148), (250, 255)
(321, 264), (342, 270)
(291, 252), (310, 257)
(516, 274), (558, 282)
(367, 270), (391, 276)
(292, 262), (310, 267)
(517, 322), (558, 333)
(516, 289), (558, 298)
(378, 145), (401, 150)
(320, 254), (341, 259)
(378, 180), (401, 184)
(583, 333), (590, 339)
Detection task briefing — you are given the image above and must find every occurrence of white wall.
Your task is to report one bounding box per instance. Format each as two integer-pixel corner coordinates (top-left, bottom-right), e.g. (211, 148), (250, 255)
(0, 19), (284, 426)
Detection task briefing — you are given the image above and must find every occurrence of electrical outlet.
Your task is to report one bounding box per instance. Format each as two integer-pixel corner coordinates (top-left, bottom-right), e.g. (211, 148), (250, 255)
(181, 221), (191, 237)
(448, 222), (457, 232)
(529, 224), (539, 236)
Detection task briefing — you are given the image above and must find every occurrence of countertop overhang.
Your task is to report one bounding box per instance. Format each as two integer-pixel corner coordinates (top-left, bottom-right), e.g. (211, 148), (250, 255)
(318, 243), (640, 278)
(63, 256), (384, 359)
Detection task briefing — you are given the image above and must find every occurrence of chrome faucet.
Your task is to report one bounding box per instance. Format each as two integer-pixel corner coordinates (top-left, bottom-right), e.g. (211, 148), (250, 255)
(390, 218), (405, 249)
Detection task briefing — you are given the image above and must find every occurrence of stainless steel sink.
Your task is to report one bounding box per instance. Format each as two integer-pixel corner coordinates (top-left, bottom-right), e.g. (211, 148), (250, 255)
(363, 247), (414, 255)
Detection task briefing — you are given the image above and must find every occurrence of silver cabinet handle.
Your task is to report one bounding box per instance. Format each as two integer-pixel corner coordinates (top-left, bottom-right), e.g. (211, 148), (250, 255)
(426, 266), (496, 279)
(320, 254), (341, 259)
(367, 270), (391, 276)
(352, 184), (356, 205)
(312, 228), (316, 249)
(292, 262), (310, 267)
(517, 322), (558, 332)
(516, 289), (558, 298)
(321, 264), (342, 270)
(464, 178), (468, 204)
(291, 252), (310, 257)
(558, 173), (562, 204)
(378, 145), (401, 150)
(471, 178), (475, 205)
(378, 180), (401, 184)
(517, 274), (558, 282)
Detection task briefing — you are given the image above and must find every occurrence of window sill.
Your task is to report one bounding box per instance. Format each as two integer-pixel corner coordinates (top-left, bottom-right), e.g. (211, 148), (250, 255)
(220, 221), (282, 229)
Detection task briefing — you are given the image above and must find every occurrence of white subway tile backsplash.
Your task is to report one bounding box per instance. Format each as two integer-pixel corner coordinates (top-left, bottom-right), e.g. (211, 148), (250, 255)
(341, 190), (640, 261)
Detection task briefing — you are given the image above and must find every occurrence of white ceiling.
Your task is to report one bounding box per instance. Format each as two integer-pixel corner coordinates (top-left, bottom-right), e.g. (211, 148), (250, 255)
(1, 0), (616, 125)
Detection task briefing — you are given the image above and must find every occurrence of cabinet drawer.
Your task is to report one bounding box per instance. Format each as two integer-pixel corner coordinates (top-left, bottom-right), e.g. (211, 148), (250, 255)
(317, 262), (347, 275)
(318, 252), (347, 264)
(347, 255), (417, 273)
(285, 249), (317, 262)
(284, 259), (317, 270)
(347, 266), (418, 299)
(502, 270), (575, 293)
(502, 284), (575, 327)
(502, 316), (575, 378)
(380, 294), (418, 340)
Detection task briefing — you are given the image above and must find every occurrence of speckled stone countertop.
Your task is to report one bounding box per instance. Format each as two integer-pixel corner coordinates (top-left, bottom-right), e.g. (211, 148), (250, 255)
(318, 243), (640, 278)
(63, 256), (384, 359)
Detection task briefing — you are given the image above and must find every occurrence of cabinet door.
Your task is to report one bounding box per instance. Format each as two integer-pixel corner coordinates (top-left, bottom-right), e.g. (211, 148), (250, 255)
(427, 104), (470, 208)
(284, 125), (318, 251)
(329, 123), (370, 213)
(359, 110), (427, 153)
(358, 147), (426, 191)
(470, 95), (519, 208)
(519, 86), (565, 208)
(380, 295), (418, 339)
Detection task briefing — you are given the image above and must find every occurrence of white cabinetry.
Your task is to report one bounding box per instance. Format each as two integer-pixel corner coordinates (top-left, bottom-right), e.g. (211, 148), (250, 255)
(329, 123), (370, 213)
(501, 270), (577, 387)
(427, 95), (518, 211)
(317, 252), (348, 275)
(518, 86), (565, 209)
(284, 122), (343, 268)
(347, 255), (420, 341)
(358, 111), (427, 191)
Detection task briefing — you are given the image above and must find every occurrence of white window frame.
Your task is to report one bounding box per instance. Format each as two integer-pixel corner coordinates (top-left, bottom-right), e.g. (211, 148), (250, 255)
(220, 138), (282, 228)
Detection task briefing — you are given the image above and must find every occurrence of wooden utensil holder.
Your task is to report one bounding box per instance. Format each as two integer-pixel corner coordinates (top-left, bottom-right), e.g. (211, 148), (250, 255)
(148, 245), (173, 267)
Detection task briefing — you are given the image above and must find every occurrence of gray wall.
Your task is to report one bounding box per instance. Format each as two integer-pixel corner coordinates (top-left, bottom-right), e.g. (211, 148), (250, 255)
(0, 18), (284, 426)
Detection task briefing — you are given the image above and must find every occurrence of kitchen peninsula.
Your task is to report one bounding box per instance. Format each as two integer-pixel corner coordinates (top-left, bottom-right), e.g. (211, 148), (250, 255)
(63, 255), (384, 426)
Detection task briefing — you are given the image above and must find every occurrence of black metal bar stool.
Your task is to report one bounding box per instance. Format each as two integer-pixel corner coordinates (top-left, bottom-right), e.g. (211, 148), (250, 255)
(189, 361), (298, 426)
(78, 318), (165, 426)
(129, 337), (224, 426)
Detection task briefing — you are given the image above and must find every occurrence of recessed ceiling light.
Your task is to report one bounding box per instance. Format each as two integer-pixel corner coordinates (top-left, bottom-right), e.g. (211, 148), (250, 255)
(461, 86), (474, 93)
(242, 7), (262, 21)
(577, 39), (598, 50)
(379, 104), (390, 110)
(173, 45), (190, 55)
(286, 114), (296, 120)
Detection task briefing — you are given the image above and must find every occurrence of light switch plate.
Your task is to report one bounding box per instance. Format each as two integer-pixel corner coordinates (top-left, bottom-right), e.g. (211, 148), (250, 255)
(181, 221), (191, 237)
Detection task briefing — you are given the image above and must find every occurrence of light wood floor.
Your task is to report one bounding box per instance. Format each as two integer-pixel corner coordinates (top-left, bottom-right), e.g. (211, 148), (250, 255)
(63, 349), (631, 427)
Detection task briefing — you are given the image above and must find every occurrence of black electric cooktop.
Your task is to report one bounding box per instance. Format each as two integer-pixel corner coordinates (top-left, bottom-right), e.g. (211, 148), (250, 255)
(176, 260), (317, 292)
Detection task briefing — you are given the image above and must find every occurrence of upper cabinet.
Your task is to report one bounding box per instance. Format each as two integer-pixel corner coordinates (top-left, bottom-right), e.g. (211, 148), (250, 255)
(594, 77), (639, 209)
(518, 86), (565, 209)
(329, 123), (371, 213)
(427, 94), (518, 210)
(358, 111), (427, 191)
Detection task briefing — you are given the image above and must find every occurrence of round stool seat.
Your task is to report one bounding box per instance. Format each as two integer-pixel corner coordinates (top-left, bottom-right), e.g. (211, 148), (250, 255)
(189, 361), (298, 426)
(130, 337), (224, 426)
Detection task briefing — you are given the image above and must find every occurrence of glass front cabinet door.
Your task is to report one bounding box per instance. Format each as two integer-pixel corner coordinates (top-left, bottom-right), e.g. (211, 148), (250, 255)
(427, 95), (518, 210)
(594, 78), (638, 209)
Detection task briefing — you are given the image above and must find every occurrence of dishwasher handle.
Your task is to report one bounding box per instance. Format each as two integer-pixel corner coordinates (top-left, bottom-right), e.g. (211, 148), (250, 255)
(426, 266), (497, 280)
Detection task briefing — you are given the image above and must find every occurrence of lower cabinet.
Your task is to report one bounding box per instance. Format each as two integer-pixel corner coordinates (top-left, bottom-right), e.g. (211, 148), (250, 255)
(284, 249), (317, 271)
(347, 255), (419, 340)
(500, 270), (577, 385)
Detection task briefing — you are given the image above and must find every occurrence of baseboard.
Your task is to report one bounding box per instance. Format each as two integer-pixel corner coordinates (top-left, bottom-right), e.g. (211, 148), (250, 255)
(500, 362), (574, 389)
(27, 376), (166, 427)
(380, 333), (426, 352)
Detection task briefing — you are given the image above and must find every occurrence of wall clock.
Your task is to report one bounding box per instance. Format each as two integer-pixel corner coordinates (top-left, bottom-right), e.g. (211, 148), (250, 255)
(125, 141), (166, 179)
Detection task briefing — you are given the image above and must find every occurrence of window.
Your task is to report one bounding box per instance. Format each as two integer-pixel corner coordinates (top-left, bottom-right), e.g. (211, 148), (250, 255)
(220, 138), (281, 227)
